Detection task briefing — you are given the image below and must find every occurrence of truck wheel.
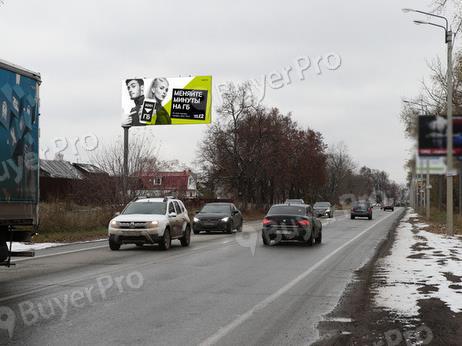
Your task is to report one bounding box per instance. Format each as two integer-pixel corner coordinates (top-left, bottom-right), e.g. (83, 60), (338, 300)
(109, 236), (121, 251)
(159, 229), (171, 250)
(180, 226), (191, 247)
(0, 241), (8, 262)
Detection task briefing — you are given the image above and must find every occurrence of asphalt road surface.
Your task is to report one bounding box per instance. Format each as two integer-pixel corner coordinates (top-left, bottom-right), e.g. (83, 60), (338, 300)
(0, 208), (403, 346)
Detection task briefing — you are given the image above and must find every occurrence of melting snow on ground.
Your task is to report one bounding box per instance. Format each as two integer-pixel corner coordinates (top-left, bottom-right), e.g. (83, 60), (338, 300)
(10, 242), (68, 251)
(374, 209), (462, 317)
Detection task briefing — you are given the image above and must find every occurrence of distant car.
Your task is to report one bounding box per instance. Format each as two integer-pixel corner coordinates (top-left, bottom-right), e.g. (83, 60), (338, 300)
(193, 202), (243, 234)
(262, 203), (322, 246)
(313, 201), (334, 218)
(383, 202), (395, 211)
(108, 197), (191, 251)
(351, 201), (373, 220)
(284, 199), (305, 205)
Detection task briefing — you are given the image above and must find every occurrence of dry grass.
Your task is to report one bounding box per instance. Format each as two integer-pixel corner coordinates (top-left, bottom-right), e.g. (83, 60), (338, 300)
(33, 202), (115, 242)
(419, 207), (462, 235)
(33, 228), (107, 243)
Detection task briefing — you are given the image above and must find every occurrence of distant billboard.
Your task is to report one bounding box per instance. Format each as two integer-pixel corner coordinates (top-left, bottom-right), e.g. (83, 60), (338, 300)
(121, 76), (212, 127)
(416, 156), (446, 175)
(418, 115), (462, 156)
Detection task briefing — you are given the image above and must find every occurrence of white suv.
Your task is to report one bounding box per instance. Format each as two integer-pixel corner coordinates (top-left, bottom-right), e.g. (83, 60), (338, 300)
(108, 197), (191, 251)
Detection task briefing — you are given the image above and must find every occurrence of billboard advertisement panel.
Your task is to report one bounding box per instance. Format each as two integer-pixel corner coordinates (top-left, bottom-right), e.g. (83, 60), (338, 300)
(121, 76), (212, 127)
(418, 115), (462, 156)
(415, 156), (447, 175)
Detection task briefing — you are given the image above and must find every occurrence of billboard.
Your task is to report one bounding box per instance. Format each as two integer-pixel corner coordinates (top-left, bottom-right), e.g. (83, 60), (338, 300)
(418, 115), (462, 156)
(416, 156), (446, 175)
(121, 76), (212, 127)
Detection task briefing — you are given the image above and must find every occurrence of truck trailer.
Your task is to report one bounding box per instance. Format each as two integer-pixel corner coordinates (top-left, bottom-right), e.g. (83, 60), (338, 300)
(0, 59), (41, 266)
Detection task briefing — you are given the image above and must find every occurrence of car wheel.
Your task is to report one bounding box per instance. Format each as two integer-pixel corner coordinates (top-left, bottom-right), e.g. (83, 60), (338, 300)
(237, 222), (243, 232)
(306, 231), (314, 246)
(315, 230), (322, 244)
(392, 208), (394, 212)
(368, 215), (372, 220)
(226, 221), (233, 234)
(180, 226), (191, 247)
(351, 215), (355, 220)
(193, 228), (200, 235)
(159, 228), (171, 250)
(262, 231), (271, 246)
(109, 235), (121, 251)
(136, 244), (143, 247)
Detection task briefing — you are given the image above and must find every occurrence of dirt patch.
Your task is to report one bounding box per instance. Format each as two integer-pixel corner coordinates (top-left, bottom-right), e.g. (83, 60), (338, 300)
(417, 285), (439, 294)
(417, 298), (462, 345)
(443, 272), (462, 283)
(407, 253), (426, 259)
(449, 284), (462, 290)
(410, 242), (434, 252)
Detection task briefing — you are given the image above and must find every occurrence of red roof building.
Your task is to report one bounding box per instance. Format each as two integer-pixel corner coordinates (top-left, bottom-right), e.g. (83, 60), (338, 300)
(137, 169), (197, 199)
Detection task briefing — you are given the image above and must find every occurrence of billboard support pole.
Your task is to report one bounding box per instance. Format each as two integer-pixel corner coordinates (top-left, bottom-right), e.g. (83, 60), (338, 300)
(426, 159), (430, 219)
(459, 161), (462, 216)
(123, 126), (129, 202)
(446, 30), (454, 236)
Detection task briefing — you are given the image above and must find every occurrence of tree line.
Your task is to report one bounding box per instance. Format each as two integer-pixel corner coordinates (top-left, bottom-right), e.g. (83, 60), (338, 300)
(198, 83), (401, 209)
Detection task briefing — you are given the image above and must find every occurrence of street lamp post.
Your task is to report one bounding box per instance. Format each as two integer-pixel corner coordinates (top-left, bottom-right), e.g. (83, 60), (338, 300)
(402, 8), (454, 235)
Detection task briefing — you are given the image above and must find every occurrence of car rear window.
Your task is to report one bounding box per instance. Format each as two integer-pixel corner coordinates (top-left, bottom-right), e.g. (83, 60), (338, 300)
(314, 202), (330, 207)
(123, 202), (166, 215)
(200, 204), (231, 213)
(353, 202), (368, 208)
(268, 205), (306, 216)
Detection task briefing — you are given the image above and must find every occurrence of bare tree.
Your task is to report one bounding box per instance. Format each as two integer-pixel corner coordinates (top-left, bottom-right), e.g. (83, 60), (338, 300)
(89, 129), (160, 204)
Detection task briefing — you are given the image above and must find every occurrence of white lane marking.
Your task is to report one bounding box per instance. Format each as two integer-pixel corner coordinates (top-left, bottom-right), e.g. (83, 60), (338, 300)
(199, 210), (398, 345)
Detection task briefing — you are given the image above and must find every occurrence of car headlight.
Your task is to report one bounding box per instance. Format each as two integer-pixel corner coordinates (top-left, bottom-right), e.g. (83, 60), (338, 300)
(151, 221), (159, 226)
(110, 220), (119, 228)
(326, 209), (331, 213)
(193, 217), (200, 222)
(221, 217), (229, 222)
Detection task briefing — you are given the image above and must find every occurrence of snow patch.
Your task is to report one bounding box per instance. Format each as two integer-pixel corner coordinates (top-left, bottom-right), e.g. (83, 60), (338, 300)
(374, 209), (462, 317)
(10, 242), (68, 251)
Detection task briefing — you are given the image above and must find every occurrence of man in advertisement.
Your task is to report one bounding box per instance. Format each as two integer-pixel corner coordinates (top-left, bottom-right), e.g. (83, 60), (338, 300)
(122, 79), (145, 127)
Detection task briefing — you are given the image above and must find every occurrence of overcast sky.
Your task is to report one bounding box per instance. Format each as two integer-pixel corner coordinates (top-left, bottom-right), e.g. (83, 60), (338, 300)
(0, 0), (456, 184)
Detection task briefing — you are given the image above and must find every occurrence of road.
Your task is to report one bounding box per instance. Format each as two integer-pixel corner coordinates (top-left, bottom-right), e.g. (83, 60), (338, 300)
(0, 208), (403, 346)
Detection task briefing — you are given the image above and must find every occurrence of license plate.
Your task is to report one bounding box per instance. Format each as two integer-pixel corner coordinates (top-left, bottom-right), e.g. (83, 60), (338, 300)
(276, 230), (293, 235)
(122, 231), (141, 236)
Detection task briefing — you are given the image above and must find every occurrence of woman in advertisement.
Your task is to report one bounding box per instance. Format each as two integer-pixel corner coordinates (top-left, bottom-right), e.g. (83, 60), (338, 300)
(146, 78), (172, 125)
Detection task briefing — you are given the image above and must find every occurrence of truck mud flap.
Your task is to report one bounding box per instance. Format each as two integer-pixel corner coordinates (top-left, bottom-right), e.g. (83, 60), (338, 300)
(0, 226), (35, 267)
